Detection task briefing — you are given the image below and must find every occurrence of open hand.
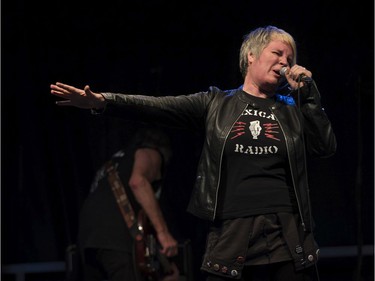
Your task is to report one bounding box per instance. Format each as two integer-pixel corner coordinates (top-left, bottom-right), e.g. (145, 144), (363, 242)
(50, 82), (106, 109)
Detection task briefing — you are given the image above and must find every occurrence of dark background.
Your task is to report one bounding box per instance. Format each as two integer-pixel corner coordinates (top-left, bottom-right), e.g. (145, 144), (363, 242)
(2, 0), (374, 280)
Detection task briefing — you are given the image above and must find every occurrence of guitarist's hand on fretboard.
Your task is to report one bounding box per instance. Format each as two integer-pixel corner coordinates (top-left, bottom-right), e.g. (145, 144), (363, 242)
(157, 231), (179, 258)
(135, 209), (180, 281)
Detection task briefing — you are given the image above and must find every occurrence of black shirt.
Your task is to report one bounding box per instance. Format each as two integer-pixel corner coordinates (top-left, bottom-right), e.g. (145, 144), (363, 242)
(216, 92), (294, 219)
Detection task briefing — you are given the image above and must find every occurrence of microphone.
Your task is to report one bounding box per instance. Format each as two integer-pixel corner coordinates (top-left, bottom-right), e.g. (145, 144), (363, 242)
(280, 67), (312, 83)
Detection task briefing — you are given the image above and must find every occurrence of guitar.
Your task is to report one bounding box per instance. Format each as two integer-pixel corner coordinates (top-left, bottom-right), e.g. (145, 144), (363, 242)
(105, 161), (175, 280)
(134, 209), (174, 281)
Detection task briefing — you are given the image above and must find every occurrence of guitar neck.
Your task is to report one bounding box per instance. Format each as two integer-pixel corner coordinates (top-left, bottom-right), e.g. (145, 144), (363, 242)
(135, 209), (173, 279)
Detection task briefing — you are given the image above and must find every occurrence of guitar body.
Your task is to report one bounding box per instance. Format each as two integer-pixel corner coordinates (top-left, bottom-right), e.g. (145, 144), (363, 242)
(134, 209), (172, 281)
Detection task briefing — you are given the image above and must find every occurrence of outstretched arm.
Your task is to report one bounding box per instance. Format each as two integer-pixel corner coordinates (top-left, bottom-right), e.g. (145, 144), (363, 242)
(129, 148), (178, 258)
(50, 82), (106, 109)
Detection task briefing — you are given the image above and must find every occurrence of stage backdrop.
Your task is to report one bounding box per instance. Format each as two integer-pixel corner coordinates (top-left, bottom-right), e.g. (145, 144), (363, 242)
(2, 1), (373, 278)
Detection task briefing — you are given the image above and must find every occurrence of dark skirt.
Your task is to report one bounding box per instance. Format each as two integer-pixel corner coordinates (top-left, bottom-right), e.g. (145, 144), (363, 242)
(201, 213), (319, 280)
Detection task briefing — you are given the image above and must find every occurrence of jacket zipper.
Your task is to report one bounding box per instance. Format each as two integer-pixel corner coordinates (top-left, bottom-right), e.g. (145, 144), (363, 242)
(271, 106), (306, 231)
(212, 103), (249, 221)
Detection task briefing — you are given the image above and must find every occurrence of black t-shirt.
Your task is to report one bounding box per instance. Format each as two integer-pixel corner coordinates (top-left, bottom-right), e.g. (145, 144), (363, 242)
(216, 92), (295, 219)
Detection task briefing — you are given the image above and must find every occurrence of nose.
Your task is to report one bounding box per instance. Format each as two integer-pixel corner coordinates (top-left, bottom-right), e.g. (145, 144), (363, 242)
(279, 56), (289, 67)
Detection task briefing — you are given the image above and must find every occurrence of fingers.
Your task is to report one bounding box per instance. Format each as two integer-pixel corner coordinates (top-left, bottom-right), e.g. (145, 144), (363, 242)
(157, 231), (178, 256)
(50, 82), (83, 95)
(84, 85), (93, 97)
(289, 65), (312, 80)
(163, 245), (178, 257)
(283, 65), (312, 90)
(50, 82), (101, 109)
(56, 82), (81, 92)
(167, 246), (178, 256)
(50, 87), (68, 99)
(50, 83), (73, 96)
(50, 82), (86, 100)
(55, 100), (72, 106)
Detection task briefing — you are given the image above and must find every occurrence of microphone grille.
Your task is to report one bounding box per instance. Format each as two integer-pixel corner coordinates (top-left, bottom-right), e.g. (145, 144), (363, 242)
(279, 67), (287, 77)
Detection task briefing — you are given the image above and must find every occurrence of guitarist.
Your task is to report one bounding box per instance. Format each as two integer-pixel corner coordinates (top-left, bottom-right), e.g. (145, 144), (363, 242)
(77, 127), (179, 281)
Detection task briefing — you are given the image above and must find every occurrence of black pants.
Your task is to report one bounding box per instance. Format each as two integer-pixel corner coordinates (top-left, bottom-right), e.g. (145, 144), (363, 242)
(82, 248), (141, 281)
(205, 260), (317, 281)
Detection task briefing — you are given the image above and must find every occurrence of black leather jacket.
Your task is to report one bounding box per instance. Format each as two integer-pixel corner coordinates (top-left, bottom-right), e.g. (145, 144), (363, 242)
(99, 82), (336, 232)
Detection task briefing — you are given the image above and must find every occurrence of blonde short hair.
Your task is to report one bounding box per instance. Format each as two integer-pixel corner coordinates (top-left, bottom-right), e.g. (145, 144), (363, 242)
(239, 25), (297, 78)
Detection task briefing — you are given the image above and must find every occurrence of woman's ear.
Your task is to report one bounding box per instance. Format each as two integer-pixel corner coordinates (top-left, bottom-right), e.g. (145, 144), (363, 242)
(247, 51), (254, 64)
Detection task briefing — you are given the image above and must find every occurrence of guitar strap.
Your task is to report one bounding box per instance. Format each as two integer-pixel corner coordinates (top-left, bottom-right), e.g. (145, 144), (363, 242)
(105, 160), (140, 239)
